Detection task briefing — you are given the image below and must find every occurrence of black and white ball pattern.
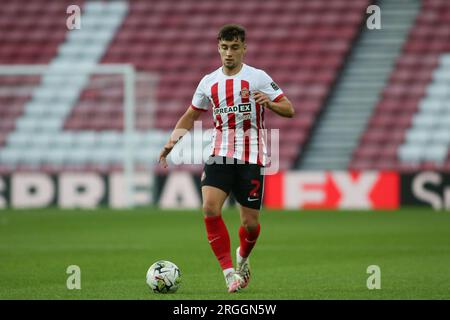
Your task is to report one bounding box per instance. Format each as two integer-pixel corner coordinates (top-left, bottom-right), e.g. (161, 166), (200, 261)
(146, 260), (181, 293)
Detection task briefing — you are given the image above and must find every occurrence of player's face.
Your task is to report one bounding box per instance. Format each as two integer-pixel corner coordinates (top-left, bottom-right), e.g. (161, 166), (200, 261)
(218, 38), (246, 70)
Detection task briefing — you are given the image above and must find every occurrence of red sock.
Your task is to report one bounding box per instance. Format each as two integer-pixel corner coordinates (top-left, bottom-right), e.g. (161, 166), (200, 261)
(239, 224), (261, 258)
(204, 215), (233, 270)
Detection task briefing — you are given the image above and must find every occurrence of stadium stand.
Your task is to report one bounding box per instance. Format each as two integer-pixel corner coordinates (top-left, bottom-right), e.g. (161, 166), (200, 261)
(351, 0), (450, 171)
(0, 0), (71, 156)
(0, 1), (141, 173)
(0, 0), (370, 173)
(299, 0), (419, 170)
(8, 0), (446, 173)
(0, 0), (76, 173)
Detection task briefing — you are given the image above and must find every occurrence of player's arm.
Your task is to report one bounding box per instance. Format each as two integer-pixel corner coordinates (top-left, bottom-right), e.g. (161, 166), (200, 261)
(253, 92), (295, 118)
(158, 106), (204, 168)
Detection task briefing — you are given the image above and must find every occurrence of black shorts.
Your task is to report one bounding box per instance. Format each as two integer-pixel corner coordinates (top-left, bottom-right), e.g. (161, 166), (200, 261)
(201, 156), (265, 210)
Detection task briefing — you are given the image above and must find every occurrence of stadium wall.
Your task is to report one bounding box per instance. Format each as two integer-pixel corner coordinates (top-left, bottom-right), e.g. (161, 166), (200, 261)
(0, 171), (449, 210)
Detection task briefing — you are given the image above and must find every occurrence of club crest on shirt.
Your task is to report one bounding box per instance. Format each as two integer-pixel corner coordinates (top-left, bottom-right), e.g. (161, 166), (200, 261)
(240, 88), (250, 99)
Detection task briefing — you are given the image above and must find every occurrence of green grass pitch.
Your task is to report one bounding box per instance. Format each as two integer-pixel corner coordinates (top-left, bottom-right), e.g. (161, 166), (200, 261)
(0, 208), (449, 299)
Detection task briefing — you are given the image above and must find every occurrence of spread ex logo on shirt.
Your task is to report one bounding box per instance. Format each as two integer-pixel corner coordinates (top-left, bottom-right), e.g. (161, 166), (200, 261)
(213, 103), (252, 115)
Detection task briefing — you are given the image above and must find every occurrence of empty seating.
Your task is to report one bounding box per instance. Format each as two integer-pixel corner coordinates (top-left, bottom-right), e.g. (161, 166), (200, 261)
(350, 0), (450, 171)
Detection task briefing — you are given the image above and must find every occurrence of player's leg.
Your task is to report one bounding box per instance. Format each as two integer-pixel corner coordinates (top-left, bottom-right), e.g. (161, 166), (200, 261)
(238, 205), (261, 258)
(236, 205), (261, 288)
(232, 162), (264, 288)
(201, 156), (242, 292)
(202, 185), (232, 272)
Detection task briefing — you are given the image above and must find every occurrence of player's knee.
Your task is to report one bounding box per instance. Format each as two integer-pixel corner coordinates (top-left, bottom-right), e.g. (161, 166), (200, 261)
(241, 217), (259, 231)
(202, 202), (221, 217)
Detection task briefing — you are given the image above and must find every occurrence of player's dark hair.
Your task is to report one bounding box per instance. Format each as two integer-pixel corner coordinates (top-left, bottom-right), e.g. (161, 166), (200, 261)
(217, 24), (246, 42)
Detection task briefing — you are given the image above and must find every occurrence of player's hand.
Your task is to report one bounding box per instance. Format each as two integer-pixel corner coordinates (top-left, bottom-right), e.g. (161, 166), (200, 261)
(252, 91), (271, 108)
(158, 143), (174, 169)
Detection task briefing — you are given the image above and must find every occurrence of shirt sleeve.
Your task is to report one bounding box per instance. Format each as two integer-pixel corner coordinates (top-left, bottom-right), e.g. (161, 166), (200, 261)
(191, 77), (209, 112)
(258, 70), (285, 102)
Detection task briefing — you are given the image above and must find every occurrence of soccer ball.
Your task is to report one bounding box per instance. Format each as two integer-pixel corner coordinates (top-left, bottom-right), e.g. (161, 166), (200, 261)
(146, 260), (181, 293)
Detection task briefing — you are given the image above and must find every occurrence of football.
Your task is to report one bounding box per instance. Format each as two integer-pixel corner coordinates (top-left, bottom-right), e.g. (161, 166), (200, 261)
(146, 260), (182, 293)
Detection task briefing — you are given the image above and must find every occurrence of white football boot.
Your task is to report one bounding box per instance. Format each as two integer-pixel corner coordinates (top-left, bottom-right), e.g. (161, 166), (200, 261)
(236, 247), (251, 288)
(225, 271), (243, 293)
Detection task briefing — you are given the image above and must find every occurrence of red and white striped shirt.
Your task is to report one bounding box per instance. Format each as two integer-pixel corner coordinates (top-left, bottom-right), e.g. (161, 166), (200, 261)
(191, 64), (284, 166)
